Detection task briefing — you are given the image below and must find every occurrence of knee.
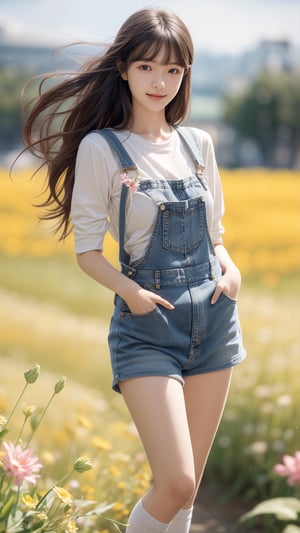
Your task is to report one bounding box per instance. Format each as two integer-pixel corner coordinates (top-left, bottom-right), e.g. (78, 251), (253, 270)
(164, 472), (195, 507)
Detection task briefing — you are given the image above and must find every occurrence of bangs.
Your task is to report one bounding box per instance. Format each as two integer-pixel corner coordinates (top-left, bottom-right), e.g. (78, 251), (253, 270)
(127, 34), (189, 68)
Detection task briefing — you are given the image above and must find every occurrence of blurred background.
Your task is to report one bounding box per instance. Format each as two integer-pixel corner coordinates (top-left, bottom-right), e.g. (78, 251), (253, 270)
(0, 1), (299, 531)
(1, 0), (300, 167)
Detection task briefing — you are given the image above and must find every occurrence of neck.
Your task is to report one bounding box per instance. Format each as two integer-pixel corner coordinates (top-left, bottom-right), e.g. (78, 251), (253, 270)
(130, 124), (172, 143)
(128, 111), (172, 143)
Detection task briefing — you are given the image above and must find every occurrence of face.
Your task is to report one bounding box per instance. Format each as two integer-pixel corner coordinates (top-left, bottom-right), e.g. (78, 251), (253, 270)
(120, 48), (185, 118)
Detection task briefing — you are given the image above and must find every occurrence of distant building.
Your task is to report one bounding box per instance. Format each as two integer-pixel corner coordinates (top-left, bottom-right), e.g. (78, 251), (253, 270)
(0, 43), (71, 73)
(258, 39), (295, 72)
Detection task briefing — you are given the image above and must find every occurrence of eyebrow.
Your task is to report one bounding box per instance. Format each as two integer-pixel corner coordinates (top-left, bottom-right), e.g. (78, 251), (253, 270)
(137, 58), (182, 66)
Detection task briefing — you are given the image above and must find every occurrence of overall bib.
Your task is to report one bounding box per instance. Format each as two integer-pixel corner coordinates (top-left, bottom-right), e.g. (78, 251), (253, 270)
(95, 128), (246, 393)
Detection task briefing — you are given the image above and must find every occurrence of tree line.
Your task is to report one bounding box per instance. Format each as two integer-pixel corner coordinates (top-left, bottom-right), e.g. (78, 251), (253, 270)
(223, 71), (300, 168)
(0, 66), (299, 168)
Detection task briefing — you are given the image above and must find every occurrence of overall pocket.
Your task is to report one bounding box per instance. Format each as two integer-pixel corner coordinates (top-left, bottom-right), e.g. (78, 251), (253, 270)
(162, 196), (206, 254)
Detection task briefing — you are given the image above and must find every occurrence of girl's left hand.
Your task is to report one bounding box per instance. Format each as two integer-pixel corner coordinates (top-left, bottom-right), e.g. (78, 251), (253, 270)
(211, 268), (241, 305)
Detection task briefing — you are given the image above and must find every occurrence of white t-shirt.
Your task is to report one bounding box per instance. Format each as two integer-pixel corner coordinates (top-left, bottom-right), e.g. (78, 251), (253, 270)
(71, 127), (225, 262)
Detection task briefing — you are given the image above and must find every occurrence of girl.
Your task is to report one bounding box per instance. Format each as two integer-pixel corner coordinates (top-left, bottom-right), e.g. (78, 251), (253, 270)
(23, 8), (246, 532)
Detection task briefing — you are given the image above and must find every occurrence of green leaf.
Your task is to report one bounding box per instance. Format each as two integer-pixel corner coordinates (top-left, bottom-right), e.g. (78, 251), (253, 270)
(241, 498), (300, 522)
(0, 493), (17, 519)
(73, 500), (114, 517)
(0, 429), (8, 440)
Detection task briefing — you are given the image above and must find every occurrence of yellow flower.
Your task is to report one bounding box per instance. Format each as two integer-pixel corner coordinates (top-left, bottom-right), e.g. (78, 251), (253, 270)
(76, 413), (93, 430)
(64, 520), (78, 533)
(80, 484), (95, 499)
(40, 450), (56, 465)
(113, 502), (125, 511)
(133, 487), (144, 497)
(109, 452), (130, 462)
(91, 436), (112, 452)
(20, 493), (39, 510)
(25, 511), (48, 529)
(53, 486), (73, 506)
(36, 512), (48, 524)
(107, 465), (121, 477)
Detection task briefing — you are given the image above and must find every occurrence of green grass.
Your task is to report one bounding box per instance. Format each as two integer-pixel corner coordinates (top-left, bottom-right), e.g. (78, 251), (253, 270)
(0, 252), (114, 318)
(0, 289), (114, 400)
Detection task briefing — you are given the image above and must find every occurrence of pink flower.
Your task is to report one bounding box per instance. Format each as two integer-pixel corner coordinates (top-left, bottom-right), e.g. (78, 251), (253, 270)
(273, 451), (300, 486)
(2, 441), (42, 487)
(120, 172), (140, 192)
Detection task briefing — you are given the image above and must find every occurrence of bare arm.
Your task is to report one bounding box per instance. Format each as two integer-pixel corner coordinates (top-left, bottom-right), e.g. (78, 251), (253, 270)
(211, 244), (242, 304)
(77, 250), (174, 314)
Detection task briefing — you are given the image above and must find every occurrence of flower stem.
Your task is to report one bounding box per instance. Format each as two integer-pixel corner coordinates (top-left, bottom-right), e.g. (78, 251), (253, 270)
(6, 383), (28, 425)
(15, 416), (27, 445)
(11, 486), (20, 518)
(35, 470), (73, 510)
(25, 391), (56, 447)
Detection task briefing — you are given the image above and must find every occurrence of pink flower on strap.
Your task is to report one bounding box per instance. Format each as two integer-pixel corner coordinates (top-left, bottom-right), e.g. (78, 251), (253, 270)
(2, 441), (42, 487)
(273, 451), (300, 486)
(120, 171), (140, 192)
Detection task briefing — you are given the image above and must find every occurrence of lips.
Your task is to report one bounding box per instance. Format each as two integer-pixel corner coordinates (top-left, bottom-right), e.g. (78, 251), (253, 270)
(146, 93), (166, 99)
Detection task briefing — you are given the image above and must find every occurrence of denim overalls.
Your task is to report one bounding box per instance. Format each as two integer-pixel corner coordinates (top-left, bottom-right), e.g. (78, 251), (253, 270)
(95, 128), (245, 393)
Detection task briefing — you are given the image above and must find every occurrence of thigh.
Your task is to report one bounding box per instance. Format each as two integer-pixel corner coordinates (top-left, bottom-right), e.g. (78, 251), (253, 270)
(120, 376), (195, 484)
(183, 368), (233, 504)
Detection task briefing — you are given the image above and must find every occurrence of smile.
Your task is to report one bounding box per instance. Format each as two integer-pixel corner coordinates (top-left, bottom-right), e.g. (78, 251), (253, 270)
(146, 93), (166, 99)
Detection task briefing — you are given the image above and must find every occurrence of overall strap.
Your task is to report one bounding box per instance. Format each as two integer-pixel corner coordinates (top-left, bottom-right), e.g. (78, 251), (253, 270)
(175, 126), (205, 171)
(92, 129), (136, 266)
(93, 128), (137, 171)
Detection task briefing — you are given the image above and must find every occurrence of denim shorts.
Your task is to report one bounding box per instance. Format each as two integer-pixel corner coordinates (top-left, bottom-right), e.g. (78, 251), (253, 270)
(108, 262), (246, 393)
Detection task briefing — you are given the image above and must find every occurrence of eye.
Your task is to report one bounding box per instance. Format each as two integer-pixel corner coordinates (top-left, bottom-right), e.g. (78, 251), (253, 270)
(138, 64), (152, 71)
(168, 67), (183, 75)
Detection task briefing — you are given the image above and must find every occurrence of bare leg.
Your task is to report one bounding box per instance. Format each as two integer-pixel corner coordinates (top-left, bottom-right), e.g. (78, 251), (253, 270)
(120, 376), (195, 523)
(165, 368), (232, 532)
(183, 367), (233, 509)
(120, 369), (232, 531)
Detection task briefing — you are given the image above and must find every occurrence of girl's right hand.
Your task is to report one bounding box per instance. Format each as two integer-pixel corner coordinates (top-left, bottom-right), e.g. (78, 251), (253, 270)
(77, 251), (174, 314)
(124, 287), (174, 315)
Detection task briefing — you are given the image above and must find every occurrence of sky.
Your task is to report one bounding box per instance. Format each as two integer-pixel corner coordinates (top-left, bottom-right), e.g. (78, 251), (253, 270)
(0, 0), (300, 54)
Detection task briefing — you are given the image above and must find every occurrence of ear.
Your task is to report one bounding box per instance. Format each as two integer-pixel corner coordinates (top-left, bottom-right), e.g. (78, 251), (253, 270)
(117, 60), (127, 80)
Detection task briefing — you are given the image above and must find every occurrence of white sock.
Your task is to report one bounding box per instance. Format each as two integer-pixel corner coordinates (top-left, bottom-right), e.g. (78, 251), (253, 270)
(126, 499), (170, 532)
(166, 507), (193, 533)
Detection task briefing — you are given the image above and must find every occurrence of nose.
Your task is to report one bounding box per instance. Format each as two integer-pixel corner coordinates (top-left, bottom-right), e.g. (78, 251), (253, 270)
(151, 76), (166, 90)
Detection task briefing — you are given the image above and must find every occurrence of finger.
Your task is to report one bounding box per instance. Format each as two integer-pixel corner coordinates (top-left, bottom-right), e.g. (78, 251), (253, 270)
(156, 296), (175, 310)
(211, 284), (223, 305)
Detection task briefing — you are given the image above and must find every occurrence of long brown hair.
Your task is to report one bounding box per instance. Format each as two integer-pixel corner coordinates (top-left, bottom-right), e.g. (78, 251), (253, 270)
(23, 8), (194, 239)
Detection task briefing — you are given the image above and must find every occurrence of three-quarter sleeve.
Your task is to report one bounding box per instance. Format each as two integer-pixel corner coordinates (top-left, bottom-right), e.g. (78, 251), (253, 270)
(71, 134), (113, 253)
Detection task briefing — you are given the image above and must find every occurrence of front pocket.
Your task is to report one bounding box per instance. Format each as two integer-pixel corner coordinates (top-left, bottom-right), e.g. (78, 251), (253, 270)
(120, 298), (158, 318)
(162, 197), (205, 254)
(219, 292), (238, 304)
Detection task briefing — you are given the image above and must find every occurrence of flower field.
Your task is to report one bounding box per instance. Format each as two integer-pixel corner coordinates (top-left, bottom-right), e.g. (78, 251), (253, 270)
(0, 362), (151, 532)
(0, 166), (299, 531)
(1, 167), (299, 285)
